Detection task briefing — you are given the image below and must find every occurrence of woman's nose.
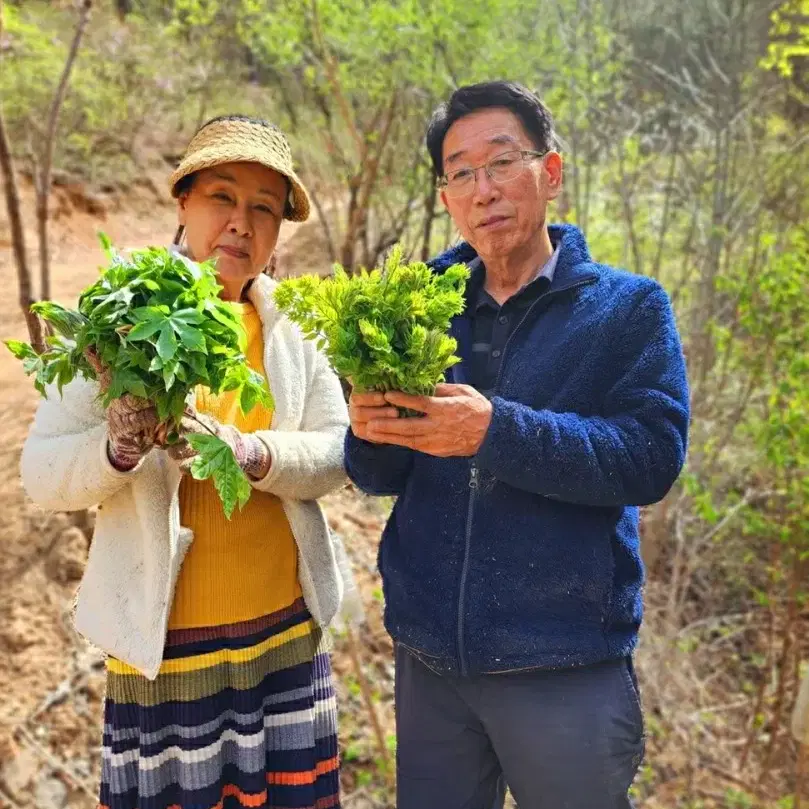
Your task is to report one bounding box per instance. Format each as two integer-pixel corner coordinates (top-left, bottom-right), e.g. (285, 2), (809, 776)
(228, 205), (252, 237)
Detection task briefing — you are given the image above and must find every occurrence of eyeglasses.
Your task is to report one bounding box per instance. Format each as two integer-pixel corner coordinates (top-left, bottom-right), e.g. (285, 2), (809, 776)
(437, 150), (547, 198)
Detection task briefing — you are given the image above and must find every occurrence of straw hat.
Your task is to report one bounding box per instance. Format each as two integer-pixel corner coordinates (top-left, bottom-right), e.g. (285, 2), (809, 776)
(168, 116), (310, 222)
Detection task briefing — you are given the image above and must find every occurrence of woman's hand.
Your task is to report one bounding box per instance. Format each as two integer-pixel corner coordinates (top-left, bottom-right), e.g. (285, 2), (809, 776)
(86, 347), (161, 471)
(166, 407), (272, 481)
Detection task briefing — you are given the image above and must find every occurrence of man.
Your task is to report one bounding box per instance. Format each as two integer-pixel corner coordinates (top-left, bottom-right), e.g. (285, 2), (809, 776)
(345, 81), (690, 808)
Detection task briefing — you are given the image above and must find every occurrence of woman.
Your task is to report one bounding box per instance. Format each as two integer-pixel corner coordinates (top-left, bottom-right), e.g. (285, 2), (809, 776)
(21, 115), (350, 809)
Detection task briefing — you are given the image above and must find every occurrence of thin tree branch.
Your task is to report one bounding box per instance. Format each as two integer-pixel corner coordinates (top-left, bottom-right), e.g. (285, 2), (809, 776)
(0, 111), (45, 352)
(37, 0), (93, 302)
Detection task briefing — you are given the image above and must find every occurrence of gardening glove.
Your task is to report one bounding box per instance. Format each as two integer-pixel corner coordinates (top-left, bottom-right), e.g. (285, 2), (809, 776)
(85, 347), (160, 471)
(106, 396), (161, 470)
(166, 408), (271, 480)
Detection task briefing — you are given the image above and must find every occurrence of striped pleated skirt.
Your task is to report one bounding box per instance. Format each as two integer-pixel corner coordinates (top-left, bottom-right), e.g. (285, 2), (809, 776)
(99, 598), (340, 809)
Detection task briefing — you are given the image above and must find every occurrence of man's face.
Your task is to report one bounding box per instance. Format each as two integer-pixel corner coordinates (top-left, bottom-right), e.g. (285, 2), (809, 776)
(439, 107), (562, 261)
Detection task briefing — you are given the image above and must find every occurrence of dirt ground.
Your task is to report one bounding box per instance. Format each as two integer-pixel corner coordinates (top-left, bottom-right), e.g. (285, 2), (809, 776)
(0, 182), (398, 809)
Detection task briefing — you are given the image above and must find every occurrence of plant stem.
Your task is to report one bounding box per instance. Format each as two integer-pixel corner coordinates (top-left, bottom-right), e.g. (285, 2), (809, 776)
(188, 412), (220, 439)
(345, 626), (394, 789)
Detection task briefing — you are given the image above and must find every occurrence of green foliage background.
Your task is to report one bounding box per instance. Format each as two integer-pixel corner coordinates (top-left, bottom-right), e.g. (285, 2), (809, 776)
(2, 0), (808, 805)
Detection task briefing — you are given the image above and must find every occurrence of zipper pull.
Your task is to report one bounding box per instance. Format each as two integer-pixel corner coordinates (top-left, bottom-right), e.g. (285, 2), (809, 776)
(469, 466), (479, 489)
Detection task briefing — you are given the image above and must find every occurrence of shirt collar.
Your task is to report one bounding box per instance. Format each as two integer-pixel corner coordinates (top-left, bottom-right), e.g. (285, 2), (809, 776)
(469, 246), (560, 309)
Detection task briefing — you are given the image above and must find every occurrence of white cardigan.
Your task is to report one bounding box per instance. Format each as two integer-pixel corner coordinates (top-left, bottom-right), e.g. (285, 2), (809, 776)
(20, 274), (350, 680)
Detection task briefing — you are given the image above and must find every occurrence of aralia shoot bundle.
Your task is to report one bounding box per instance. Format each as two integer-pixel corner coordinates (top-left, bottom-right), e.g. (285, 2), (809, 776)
(274, 246), (469, 409)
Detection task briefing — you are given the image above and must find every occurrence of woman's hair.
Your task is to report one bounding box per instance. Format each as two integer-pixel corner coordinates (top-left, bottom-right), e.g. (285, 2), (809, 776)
(173, 172), (196, 197)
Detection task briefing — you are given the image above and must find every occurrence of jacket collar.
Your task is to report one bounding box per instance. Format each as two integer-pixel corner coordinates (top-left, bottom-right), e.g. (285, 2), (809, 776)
(428, 223), (599, 292)
(247, 273), (281, 331)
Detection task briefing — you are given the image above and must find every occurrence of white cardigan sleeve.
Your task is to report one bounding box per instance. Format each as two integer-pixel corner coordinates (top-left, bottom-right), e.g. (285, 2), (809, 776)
(20, 377), (144, 512)
(252, 350), (349, 501)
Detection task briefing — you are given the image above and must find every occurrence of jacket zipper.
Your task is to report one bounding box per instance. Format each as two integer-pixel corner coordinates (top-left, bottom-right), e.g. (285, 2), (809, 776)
(457, 464), (479, 676)
(455, 276), (596, 677)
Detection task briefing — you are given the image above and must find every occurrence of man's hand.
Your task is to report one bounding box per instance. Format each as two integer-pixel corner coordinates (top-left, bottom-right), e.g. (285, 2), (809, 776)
(366, 384), (493, 457)
(348, 390), (401, 443)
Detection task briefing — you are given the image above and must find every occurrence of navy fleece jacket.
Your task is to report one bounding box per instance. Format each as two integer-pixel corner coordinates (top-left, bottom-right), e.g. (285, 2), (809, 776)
(345, 224), (690, 676)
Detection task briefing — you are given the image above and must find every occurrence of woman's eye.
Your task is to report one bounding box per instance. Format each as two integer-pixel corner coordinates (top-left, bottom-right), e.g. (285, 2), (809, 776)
(255, 204), (277, 215)
(213, 192), (232, 202)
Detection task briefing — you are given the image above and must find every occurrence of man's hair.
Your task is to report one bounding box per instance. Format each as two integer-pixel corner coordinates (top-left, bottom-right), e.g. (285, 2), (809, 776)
(425, 81), (558, 177)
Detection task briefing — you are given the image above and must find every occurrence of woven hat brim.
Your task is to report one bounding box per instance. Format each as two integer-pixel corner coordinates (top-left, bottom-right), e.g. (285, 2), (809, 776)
(168, 145), (311, 223)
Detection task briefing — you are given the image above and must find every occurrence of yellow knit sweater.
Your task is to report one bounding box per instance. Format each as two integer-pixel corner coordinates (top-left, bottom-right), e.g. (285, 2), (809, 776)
(168, 302), (302, 630)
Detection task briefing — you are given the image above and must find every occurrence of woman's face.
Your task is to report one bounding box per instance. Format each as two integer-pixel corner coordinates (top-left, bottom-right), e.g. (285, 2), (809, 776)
(177, 161), (288, 299)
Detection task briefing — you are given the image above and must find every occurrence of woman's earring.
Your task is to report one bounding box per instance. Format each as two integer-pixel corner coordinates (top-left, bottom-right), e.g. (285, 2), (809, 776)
(265, 253), (278, 277)
(172, 225), (190, 257)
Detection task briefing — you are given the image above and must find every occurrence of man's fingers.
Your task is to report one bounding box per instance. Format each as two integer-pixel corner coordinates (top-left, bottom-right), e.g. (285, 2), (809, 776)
(350, 391), (388, 407)
(383, 391), (434, 413)
(364, 431), (422, 452)
(348, 391), (399, 426)
(348, 421), (383, 444)
(358, 406), (401, 420)
(433, 383), (461, 397)
(368, 415), (434, 439)
(349, 404), (400, 423)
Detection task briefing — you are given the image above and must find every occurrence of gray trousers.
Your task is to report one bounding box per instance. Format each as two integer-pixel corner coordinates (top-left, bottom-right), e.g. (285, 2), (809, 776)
(395, 644), (645, 809)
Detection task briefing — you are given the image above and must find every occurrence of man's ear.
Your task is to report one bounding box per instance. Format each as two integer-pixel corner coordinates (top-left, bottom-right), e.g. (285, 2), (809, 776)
(544, 152), (563, 200)
(439, 188), (450, 210)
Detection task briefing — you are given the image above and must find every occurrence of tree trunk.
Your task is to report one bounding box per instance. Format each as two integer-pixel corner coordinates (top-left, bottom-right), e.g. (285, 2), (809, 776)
(114, 0), (133, 21)
(0, 110), (45, 353)
(420, 183), (438, 262)
(340, 180), (361, 270)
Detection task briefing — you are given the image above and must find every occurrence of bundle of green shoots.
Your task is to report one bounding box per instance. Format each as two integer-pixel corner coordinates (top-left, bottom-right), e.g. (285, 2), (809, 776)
(6, 235), (271, 518)
(274, 245), (469, 414)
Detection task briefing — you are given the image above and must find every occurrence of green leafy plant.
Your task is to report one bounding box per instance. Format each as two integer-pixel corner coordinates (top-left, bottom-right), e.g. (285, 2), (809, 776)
(274, 245), (469, 409)
(6, 234), (271, 518)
